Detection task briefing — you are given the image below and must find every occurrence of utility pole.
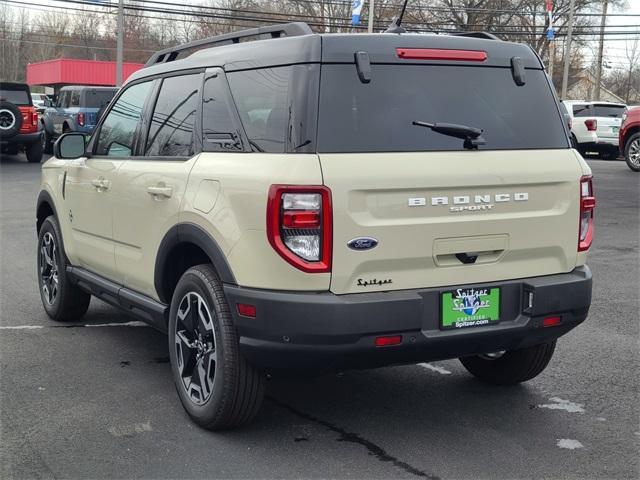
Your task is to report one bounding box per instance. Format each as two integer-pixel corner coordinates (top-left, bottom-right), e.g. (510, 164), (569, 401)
(560, 0), (575, 99)
(593, 0), (608, 101)
(546, 1), (555, 81)
(116, 0), (124, 87)
(368, 0), (374, 33)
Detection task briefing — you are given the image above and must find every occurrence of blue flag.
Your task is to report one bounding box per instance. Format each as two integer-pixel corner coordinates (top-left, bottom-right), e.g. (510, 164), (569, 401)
(352, 0), (364, 25)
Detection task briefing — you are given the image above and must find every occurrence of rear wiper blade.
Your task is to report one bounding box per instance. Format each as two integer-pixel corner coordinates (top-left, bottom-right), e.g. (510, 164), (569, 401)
(412, 121), (486, 150)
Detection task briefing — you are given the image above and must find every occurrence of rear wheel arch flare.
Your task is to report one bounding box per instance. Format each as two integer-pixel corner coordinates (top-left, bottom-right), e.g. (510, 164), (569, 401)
(36, 190), (57, 234)
(155, 223), (236, 304)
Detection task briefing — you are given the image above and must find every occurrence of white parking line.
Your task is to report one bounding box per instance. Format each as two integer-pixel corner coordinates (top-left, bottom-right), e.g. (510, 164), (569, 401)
(0, 321), (148, 330)
(418, 363), (452, 375)
(556, 439), (584, 450)
(538, 397), (585, 414)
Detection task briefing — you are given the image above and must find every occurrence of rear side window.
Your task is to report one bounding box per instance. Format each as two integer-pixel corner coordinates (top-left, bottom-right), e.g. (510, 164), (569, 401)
(146, 73), (201, 157)
(0, 85), (30, 105)
(202, 71), (242, 152)
(317, 64), (568, 152)
(85, 90), (117, 108)
(227, 67), (289, 153)
(573, 104), (592, 117)
(71, 90), (81, 107)
(592, 104), (625, 118)
(95, 81), (153, 157)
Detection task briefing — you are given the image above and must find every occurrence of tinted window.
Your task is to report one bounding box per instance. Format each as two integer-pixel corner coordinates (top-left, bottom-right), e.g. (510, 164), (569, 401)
(58, 91), (70, 108)
(573, 104), (591, 117)
(71, 90), (80, 107)
(95, 81), (153, 157)
(0, 87), (30, 105)
(228, 67), (289, 153)
(85, 89), (117, 108)
(317, 65), (568, 152)
(592, 105), (625, 118)
(146, 74), (201, 157)
(202, 71), (242, 152)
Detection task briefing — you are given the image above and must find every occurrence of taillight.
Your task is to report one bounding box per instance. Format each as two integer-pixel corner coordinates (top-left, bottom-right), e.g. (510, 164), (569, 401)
(396, 48), (487, 62)
(267, 185), (332, 273)
(77, 112), (85, 126)
(584, 119), (597, 131)
(568, 118), (572, 130)
(578, 175), (595, 252)
(30, 108), (38, 126)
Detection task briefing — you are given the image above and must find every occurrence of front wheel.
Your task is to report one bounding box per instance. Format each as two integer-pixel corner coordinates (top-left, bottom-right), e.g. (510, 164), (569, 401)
(169, 264), (266, 430)
(624, 133), (640, 172)
(459, 341), (556, 385)
(37, 216), (91, 321)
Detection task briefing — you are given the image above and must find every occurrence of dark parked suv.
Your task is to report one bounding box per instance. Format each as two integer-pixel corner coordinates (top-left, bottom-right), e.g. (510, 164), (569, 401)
(0, 82), (43, 162)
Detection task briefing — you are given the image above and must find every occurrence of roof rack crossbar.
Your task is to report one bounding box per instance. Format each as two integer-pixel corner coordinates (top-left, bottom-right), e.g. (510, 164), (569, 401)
(145, 22), (313, 67)
(449, 31), (501, 41)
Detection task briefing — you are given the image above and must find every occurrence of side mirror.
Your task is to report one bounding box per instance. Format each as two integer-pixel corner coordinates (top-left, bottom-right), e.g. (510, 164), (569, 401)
(54, 133), (86, 159)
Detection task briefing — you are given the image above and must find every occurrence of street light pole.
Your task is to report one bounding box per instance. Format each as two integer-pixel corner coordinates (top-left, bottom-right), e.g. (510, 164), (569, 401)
(368, 0), (374, 33)
(116, 0), (124, 87)
(560, 0), (575, 99)
(594, 0), (608, 101)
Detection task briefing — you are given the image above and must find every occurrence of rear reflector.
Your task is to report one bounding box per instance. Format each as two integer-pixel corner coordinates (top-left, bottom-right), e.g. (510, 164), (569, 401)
(396, 48), (487, 62)
(375, 335), (402, 347)
(543, 316), (561, 327)
(237, 303), (256, 318)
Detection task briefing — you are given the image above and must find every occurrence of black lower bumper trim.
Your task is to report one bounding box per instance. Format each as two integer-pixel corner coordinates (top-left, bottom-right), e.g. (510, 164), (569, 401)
(224, 266), (592, 373)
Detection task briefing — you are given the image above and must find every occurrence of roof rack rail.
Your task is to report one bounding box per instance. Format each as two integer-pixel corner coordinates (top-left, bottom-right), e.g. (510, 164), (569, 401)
(144, 22), (313, 67)
(449, 31), (501, 41)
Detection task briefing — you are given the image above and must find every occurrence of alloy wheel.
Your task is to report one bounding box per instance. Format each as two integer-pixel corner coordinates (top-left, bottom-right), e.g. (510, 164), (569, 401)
(629, 138), (640, 168)
(174, 291), (217, 405)
(39, 232), (59, 305)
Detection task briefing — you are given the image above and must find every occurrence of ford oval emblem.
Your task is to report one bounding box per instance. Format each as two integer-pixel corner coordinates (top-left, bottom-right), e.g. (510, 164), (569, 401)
(347, 237), (378, 251)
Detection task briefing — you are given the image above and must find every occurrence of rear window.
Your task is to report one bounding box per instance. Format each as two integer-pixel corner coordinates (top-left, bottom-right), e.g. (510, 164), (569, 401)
(0, 86), (30, 106)
(317, 64), (568, 153)
(592, 104), (625, 118)
(85, 89), (117, 108)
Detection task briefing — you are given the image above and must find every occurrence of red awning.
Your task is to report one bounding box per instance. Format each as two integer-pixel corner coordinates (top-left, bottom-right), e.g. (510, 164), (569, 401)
(26, 59), (144, 87)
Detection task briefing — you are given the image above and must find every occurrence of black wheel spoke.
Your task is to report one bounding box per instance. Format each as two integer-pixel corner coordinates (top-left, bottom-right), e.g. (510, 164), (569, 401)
(39, 232), (59, 305)
(174, 291), (217, 405)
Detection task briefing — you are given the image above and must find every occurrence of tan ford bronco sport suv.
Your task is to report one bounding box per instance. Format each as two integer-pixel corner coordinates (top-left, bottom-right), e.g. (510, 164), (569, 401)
(36, 23), (594, 430)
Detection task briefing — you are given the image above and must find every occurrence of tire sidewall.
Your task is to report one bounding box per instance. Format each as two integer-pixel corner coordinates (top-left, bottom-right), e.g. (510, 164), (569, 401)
(0, 101), (22, 139)
(26, 138), (43, 163)
(168, 267), (236, 425)
(37, 217), (66, 318)
(624, 133), (640, 172)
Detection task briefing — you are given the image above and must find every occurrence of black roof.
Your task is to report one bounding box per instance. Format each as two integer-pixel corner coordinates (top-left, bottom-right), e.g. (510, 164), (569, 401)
(127, 26), (543, 85)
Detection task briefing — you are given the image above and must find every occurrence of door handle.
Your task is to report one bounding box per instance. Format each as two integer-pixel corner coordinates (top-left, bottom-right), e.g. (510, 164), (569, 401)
(91, 178), (110, 191)
(147, 185), (173, 198)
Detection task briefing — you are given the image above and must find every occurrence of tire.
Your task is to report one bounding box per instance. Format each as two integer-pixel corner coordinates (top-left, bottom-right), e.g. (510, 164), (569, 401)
(570, 134), (578, 149)
(0, 101), (22, 139)
(459, 341), (556, 385)
(624, 133), (640, 172)
(26, 138), (43, 163)
(168, 264), (266, 430)
(599, 149), (617, 161)
(37, 216), (91, 321)
(42, 126), (53, 154)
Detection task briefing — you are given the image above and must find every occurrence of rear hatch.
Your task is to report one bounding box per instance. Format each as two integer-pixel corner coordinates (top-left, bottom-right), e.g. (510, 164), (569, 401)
(316, 42), (583, 294)
(592, 103), (625, 141)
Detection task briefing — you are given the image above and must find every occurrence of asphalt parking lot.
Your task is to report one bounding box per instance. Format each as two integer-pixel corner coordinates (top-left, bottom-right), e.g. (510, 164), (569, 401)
(1, 153), (638, 479)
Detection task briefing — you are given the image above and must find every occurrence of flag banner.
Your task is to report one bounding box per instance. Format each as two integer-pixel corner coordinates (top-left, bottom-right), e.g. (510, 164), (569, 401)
(352, 0), (364, 25)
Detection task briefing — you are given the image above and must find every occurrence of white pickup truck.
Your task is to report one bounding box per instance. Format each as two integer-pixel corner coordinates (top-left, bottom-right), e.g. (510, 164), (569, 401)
(562, 100), (627, 159)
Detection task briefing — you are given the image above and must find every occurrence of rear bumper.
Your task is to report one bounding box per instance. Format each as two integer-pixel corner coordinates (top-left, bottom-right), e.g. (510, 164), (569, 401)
(581, 139), (618, 149)
(224, 266), (592, 373)
(1, 131), (41, 145)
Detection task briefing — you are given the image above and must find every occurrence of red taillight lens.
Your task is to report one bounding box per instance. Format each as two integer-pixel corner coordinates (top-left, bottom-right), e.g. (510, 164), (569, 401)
(584, 119), (597, 131)
(30, 108), (38, 126)
(236, 303), (256, 318)
(543, 316), (561, 327)
(77, 112), (85, 126)
(396, 48), (487, 62)
(578, 175), (595, 252)
(267, 185), (332, 273)
(375, 335), (402, 347)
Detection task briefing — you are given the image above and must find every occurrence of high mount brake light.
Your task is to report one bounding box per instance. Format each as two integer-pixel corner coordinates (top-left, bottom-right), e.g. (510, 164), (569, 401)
(396, 48), (487, 62)
(267, 185), (332, 273)
(578, 175), (595, 252)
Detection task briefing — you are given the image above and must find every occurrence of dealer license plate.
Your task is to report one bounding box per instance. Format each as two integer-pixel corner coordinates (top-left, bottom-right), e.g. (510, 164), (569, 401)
(440, 287), (500, 330)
